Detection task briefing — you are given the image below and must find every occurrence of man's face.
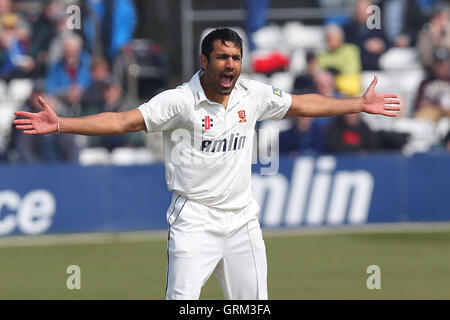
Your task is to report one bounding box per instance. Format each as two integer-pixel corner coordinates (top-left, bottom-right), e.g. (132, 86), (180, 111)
(434, 60), (450, 79)
(326, 31), (343, 51)
(92, 62), (109, 81)
(64, 40), (81, 63)
(201, 39), (242, 96)
(355, 0), (371, 24)
(315, 71), (335, 96)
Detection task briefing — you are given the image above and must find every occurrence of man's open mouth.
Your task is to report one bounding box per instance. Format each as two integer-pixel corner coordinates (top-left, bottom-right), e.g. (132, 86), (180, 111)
(219, 75), (234, 88)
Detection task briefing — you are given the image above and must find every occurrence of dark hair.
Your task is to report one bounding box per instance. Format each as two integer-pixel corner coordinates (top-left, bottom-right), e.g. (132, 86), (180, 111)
(306, 51), (316, 63)
(201, 28), (243, 61)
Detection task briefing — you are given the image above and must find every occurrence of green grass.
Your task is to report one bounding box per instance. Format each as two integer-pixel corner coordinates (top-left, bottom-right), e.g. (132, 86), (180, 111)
(1, 231), (450, 299)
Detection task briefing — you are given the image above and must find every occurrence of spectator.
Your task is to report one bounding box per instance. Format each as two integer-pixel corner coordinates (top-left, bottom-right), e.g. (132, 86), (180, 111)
(380, 0), (426, 47)
(344, 0), (391, 70)
(314, 69), (341, 98)
(0, 0), (30, 37)
(281, 70), (340, 156)
(81, 0), (137, 64)
(46, 33), (91, 115)
(327, 113), (376, 153)
(0, 0), (32, 77)
(46, 7), (77, 68)
(8, 80), (79, 163)
(0, 12), (35, 79)
(414, 47), (450, 122)
(81, 56), (143, 151)
(28, 0), (66, 78)
(317, 24), (362, 97)
(279, 117), (328, 156)
(81, 57), (114, 116)
(293, 51), (319, 94)
(416, 2), (450, 69)
(311, 70), (339, 145)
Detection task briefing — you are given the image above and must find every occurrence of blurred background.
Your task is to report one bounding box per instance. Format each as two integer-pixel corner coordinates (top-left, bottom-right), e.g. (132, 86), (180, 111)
(0, 0), (449, 164)
(1, 0), (450, 300)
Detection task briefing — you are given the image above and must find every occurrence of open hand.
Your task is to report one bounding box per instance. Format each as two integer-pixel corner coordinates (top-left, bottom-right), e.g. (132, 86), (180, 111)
(362, 76), (401, 117)
(13, 96), (58, 134)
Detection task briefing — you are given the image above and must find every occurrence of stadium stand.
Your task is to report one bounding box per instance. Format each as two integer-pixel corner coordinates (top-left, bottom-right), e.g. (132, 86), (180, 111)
(2, 0), (450, 164)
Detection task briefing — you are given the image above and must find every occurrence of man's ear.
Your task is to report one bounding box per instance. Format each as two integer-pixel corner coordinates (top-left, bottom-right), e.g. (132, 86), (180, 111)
(200, 54), (208, 70)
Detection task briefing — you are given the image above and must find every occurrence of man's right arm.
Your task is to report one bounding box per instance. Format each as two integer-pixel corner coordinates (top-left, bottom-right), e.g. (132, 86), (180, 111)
(14, 96), (146, 136)
(58, 109), (145, 136)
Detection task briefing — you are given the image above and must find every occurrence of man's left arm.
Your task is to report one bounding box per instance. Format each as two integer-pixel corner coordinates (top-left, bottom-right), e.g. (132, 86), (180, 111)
(285, 76), (401, 118)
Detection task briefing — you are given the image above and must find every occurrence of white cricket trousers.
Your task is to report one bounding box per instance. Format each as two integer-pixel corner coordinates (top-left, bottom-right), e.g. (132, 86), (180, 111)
(165, 192), (268, 300)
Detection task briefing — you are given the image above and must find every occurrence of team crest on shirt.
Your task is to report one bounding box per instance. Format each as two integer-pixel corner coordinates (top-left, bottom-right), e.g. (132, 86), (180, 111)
(202, 116), (213, 130)
(237, 110), (247, 123)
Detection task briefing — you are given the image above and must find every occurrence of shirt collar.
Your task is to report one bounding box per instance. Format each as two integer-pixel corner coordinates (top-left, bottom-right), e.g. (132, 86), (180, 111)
(189, 70), (248, 105)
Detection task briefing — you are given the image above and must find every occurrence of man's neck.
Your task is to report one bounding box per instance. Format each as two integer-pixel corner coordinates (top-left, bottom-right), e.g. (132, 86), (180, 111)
(199, 73), (230, 108)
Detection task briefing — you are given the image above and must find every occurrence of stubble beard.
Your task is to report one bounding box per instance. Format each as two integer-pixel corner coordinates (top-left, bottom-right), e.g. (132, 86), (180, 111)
(206, 70), (239, 96)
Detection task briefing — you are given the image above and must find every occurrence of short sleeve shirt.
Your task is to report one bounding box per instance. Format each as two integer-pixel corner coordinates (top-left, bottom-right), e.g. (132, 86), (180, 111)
(138, 71), (292, 209)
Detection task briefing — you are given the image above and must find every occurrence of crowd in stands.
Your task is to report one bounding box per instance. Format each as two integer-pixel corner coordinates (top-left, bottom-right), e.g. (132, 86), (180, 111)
(246, 0), (450, 156)
(0, 0), (156, 163)
(1, 0), (449, 164)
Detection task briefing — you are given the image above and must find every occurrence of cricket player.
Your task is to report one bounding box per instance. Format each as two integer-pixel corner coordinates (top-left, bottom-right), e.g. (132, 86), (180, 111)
(13, 28), (400, 300)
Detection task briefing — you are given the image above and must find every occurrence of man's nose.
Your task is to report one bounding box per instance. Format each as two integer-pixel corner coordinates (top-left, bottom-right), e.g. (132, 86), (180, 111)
(225, 57), (235, 69)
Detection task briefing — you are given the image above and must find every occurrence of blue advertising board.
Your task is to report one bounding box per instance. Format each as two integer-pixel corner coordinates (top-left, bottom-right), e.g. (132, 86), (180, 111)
(1, 152), (449, 236)
(253, 152), (450, 228)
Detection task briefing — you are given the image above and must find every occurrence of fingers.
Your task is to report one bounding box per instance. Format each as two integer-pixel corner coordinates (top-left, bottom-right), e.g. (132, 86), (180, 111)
(14, 113), (35, 131)
(383, 94), (398, 99)
(384, 96), (401, 112)
(384, 106), (401, 111)
(15, 125), (34, 130)
(381, 111), (398, 117)
(14, 111), (35, 118)
(13, 118), (32, 125)
(385, 99), (401, 105)
(368, 75), (378, 91)
(14, 117), (34, 130)
(37, 96), (50, 111)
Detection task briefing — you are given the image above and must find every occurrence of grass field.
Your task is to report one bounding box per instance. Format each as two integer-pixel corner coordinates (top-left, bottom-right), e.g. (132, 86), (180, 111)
(1, 227), (450, 300)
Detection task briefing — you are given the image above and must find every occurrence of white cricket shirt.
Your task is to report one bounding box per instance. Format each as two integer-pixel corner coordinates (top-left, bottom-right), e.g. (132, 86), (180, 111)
(138, 71), (292, 210)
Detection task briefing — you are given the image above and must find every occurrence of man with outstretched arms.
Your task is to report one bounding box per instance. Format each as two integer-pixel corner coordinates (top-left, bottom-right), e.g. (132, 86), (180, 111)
(14, 28), (400, 300)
